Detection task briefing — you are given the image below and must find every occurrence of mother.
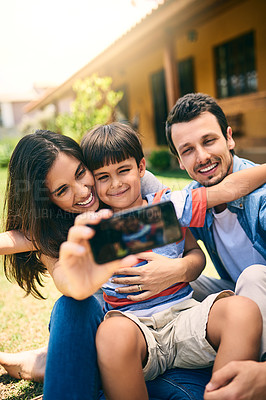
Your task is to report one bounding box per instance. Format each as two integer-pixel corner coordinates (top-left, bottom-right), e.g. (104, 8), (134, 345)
(0, 129), (211, 399)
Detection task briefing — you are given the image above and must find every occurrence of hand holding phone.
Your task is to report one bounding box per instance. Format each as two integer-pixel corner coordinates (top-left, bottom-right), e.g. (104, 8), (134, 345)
(88, 201), (182, 264)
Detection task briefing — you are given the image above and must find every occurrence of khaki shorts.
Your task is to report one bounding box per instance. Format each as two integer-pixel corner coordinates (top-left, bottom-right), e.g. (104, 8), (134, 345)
(105, 290), (233, 381)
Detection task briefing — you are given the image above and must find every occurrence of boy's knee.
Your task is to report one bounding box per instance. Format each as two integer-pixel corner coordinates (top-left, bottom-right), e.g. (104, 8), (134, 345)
(224, 296), (262, 327)
(208, 296), (262, 350)
(212, 295), (261, 326)
(96, 317), (141, 362)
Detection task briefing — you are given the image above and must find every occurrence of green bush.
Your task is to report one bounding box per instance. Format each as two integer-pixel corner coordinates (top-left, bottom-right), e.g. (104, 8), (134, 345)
(148, 149), (171, 170)
(56, 74), (123, 142)
(0, 138), (20, 167)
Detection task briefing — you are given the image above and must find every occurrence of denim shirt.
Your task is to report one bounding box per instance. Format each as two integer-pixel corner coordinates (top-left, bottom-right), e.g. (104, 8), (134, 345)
(187, 155), (266, 282)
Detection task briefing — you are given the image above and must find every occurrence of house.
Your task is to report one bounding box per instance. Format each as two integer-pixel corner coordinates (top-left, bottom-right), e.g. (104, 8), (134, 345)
(25, 0), (266, 163)
(0, 92), (36, 134)
(0, 86), (54, 137)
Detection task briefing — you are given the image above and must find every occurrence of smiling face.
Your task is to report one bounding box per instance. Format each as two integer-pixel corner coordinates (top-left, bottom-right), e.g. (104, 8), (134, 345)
(171, 112), (235, 187)
(93, 157), (146, 212)
(45, 152), (99, 213)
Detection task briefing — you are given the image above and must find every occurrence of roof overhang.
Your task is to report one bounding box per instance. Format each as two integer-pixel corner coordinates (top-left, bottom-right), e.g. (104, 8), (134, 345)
(25, 0), (244, 113)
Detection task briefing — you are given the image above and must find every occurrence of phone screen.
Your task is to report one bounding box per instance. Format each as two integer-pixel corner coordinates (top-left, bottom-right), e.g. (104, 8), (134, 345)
(89, 201), (182, 264)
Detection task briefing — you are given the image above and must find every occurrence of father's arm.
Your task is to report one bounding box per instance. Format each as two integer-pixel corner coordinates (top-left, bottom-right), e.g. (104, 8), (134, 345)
(141, 170), (166, 197)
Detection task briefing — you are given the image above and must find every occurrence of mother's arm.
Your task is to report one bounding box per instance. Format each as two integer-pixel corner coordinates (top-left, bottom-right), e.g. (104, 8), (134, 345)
(112, 228), (206, 301)
(0, 230), (35, 254)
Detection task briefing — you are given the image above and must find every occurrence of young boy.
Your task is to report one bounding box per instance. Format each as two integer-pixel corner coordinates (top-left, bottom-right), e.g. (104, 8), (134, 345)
(82, 122), (265, 400)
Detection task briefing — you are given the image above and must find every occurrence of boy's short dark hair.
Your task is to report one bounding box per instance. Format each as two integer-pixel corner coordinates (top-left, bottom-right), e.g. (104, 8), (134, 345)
(81, 122), (144, 171)
(165, 93), (233, 157)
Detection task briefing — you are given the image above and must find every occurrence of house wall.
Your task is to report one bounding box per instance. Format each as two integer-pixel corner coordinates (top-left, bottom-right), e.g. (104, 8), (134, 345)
(57, 94), (75, 114)
(111, 0), (266, 154)
(175, 0), (266, 139)
(111, 47), (169, 150)
(12, 101), (31, 125)
(25, 0), (266, 161)
(117, 48), (164, 150)
(0, 103), (14, 128)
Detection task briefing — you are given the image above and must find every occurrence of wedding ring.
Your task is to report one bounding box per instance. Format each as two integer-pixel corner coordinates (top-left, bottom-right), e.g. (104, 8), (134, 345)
(138, 284), (142, 292)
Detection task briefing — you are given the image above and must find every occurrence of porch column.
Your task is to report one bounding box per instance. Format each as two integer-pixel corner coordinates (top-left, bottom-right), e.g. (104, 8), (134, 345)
(163, 30), (180, 111)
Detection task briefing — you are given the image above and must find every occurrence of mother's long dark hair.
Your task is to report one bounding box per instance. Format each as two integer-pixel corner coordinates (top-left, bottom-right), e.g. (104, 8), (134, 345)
(4, 130), (86, 298)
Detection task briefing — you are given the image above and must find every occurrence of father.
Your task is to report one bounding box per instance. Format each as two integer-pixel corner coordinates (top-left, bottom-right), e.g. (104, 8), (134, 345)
(165, 92), (266, 399)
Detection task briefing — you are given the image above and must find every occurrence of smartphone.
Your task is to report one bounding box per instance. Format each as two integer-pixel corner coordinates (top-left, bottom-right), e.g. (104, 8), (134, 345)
(88, 200), (183, 264)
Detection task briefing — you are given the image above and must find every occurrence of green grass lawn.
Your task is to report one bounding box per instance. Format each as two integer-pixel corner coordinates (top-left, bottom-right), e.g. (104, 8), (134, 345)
(0, 166), (218, 399)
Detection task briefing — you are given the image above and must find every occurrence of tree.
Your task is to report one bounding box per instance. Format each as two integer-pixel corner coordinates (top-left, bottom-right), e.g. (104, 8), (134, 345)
(56, 74), (123, 142)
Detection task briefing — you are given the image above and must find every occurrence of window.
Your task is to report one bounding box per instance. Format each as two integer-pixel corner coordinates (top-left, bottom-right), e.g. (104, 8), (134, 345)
(178, 57), (195, 96)
(214, 31), (257, 98)
(150, 69), (168, 145)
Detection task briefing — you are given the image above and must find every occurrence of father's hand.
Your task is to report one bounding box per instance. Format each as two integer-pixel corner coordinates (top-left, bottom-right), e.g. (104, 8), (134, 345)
(112, 252), (183, 301)
(204, 360), (266, 400)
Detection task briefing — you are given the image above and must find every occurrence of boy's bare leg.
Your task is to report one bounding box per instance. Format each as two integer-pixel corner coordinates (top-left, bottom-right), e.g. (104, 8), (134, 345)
(0, 346), (47, 382)
(206, 296), (262, 372)
(96, 316), (148, 400)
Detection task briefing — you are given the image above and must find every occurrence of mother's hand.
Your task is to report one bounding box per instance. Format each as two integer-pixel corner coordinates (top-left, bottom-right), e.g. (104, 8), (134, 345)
(52, 210), (138, 300)
(112, 252), (183, 301)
